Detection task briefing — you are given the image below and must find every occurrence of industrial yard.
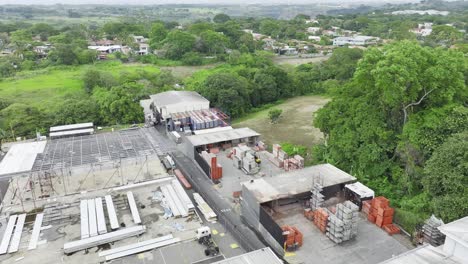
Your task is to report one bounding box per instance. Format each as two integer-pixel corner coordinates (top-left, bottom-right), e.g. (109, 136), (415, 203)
(0, 90), (466, 264)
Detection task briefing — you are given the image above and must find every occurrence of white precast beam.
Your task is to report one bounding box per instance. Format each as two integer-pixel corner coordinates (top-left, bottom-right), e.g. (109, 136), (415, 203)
(105, 238), (181, 261)
(167, 184), (188, 217)
(104, 195), (119, 230)
(98, 234), (173, 257)
(63, 226), (146, 254)
(80, 200), (89, 239)
(126, 192), (141, 224)
(160, 185), (180, 217)
(8, 213), (26, 253)
(171, 180), (194, 211)
(28, 213), (44, 250)
(88, 199), (98, 237)
(112, 177), (173, 191)
(0, 215), (18, 255)
(95, 198), (107, 235)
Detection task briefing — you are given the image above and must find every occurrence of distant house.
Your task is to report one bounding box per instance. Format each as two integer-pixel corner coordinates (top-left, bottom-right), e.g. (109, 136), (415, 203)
(138, 43), (150, 55)
(33, 44), (53, 58)
(411, 23), (433, 37)
(322, 30), (339, 37)
(308, 36), (321, 42)
(133, 36), (148, 44)
(278, 46), (298, 56)
(243, 29), (254, 34)
(88, 45), (122, 59)
(307, 27), (321, 34)
(305, 19), (319, 24)
(333, 36), (379, 46)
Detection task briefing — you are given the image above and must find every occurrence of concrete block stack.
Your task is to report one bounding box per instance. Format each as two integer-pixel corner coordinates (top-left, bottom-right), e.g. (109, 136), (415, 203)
(326, 214), (344, 244)
(340, 201), (359, 240)
(310, 183), (324, 210)
(294, 155), (305, 168)
(422, 215), (445, 246)
(313, 208), (329, 233)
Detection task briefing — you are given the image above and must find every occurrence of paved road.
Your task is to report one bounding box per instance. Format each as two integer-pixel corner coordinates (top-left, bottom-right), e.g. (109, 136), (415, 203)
(172, 151), (267, 253)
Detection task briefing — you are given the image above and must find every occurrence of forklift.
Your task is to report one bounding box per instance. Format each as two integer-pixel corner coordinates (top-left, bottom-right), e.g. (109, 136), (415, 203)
(196, 226), (220, 256)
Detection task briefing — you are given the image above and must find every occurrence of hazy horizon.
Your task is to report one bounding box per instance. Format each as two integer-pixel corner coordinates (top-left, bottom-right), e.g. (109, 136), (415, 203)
(0, 0), (420, 5)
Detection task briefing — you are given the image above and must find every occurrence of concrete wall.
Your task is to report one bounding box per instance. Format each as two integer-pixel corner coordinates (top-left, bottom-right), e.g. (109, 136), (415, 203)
(241, 184), (284, 256)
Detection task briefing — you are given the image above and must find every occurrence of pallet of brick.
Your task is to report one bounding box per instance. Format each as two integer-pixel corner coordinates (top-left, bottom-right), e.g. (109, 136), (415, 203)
(422, 215), (445, 246)
(294, 155), (304, 168)
(304, 208), (314, 221)
(272, 144), (281, 157)
(383, 224), (401, 236)
(313, 208), (329, 233)
(278, 150), (288, 161)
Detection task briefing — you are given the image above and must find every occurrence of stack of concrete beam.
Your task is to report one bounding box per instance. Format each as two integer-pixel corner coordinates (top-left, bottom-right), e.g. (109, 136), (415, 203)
(160, 179), (195, 218)
(422, 215), (445, 246)
(310, 183), (324, 211)
(193, 193), (217, 222)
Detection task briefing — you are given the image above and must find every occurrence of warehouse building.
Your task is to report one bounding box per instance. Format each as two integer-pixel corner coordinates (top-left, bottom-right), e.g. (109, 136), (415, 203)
(240, 163), (356, 254)
(149, 91), (210, 123)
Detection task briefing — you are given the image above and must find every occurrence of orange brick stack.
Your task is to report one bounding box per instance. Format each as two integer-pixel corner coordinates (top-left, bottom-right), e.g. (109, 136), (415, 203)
(313, 208), (329, 233)
(367, 196), (401, 235)
(282, 226), (303, 249)
(362, 200), (371, 215)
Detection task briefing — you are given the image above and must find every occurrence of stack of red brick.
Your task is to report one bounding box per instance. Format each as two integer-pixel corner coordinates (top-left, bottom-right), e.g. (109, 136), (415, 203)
(304, 208), (314, 221)
(313, 208), (329, 233)
(282, 226), (303, 250)
(364, 196), (401, 236)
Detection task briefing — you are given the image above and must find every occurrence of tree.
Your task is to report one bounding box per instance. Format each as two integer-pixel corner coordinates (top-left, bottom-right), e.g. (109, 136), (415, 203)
(268, 109), (283, 124)
(213, 14), (231, 24)
(200, 30), (227, 54)
(197, 73), (251, 117)
(54, 99), (100, 125)
(322, 47), (363, 80)
(149, 22), (167, 49)
(423, 132), (468, 222)
(0, 129), (8, 153)
(427, 25), (464, 47)
(164, 31), (196, 60)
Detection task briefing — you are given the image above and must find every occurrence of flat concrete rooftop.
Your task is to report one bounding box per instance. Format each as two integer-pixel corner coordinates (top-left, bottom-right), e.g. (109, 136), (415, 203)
(187, 128), (260, 147)
(378, 244), (460, 264)
(0, 141), (46, 176)
(242, 163), (357, 203)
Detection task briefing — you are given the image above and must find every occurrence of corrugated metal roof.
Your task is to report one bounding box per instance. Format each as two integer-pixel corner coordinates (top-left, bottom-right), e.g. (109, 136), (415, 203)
(50, 122), (93, 132)
(150, 91), (209, 108)
(242, 164), (356, 203)
(213, 248), (283, 264)
(187, 127), (259, 146)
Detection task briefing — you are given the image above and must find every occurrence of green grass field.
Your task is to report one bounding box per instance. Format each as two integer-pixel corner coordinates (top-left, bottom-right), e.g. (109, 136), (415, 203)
(0, 61), (160, 111)
(232, 95), (330, 148)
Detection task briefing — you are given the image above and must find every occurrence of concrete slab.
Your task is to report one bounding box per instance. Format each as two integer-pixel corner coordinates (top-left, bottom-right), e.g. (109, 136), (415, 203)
(0, 141), (46, 176)
(274, 204), (411, 264)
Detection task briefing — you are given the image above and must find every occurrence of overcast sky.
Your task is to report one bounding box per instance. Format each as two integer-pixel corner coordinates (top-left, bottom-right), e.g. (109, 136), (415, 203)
(0, 0), (419, 5)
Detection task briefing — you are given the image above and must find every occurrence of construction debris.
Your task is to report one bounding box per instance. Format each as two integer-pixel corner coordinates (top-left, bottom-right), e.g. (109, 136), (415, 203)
(422, 215), (445, 246)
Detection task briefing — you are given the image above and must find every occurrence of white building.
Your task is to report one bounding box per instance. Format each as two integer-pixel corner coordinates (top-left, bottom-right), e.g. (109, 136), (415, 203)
(380, 216), (468, 264)
(149, 91), (210, 121)
(138, 43), (150, 55)
(333, 36), (379, 46)
(133, 35), (148, 43)
(308, 36), (321, 42)
(87, 45), (122, 54)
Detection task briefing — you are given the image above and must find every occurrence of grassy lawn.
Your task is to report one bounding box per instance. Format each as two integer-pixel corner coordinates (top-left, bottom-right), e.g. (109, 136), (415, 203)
(232, 95), (330, 148)
(0, 61), (160, 111)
